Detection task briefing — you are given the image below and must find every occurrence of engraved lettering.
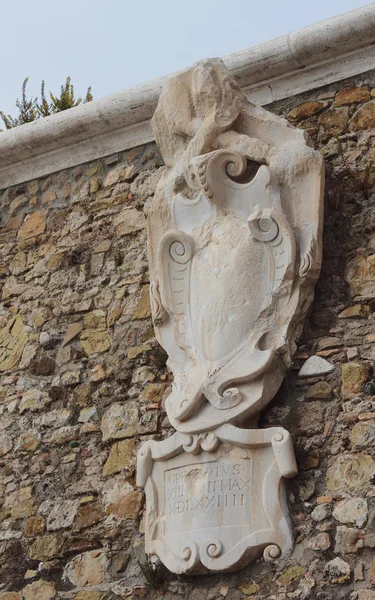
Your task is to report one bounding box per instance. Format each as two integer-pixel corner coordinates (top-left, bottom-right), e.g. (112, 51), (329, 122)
(164, 459), (251, 533)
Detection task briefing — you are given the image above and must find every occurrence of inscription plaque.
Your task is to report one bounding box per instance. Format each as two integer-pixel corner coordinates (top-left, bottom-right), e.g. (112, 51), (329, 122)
(137, 425), (297, 574)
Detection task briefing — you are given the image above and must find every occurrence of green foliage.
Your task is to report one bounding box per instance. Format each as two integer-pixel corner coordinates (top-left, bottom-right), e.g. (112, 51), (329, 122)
(137, 559), (166, 590)
(1, 76), (93, 131)
(49, 76), (93, 113)
(0, 77), (38, 129)
(36, 80), (51, 117)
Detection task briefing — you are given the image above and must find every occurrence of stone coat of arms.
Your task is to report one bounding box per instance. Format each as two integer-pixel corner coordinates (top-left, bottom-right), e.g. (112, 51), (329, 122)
(137, 58), (324, 573)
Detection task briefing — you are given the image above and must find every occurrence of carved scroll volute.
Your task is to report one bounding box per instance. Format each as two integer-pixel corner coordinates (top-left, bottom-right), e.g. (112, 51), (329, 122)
(146, 58), (324, 433)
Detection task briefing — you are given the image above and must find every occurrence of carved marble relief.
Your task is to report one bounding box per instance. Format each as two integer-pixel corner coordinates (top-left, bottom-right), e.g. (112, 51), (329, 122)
(137, 58), (324, 573)
(137, 425), (297, 574)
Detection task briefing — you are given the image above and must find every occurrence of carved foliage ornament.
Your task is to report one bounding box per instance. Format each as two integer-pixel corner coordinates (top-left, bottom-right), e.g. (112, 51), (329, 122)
(138, 58), (324, 573)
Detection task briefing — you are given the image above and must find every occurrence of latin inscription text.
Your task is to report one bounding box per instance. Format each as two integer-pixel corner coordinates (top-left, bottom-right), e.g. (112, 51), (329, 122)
(164, 459), (251, 533)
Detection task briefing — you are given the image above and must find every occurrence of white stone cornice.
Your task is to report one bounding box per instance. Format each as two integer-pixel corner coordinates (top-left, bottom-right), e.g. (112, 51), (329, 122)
(1, 3), (375, 189)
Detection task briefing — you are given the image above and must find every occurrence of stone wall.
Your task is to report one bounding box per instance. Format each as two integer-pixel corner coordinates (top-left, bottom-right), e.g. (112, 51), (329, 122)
(1, 70), (375, 600)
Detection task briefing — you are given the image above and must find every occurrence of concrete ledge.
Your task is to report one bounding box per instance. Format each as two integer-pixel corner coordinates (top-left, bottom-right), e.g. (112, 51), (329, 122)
(1, 3), (375, 189)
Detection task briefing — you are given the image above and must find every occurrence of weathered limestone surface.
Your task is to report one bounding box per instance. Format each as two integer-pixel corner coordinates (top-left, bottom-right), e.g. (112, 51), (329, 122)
(138, 425), (297, 573)
(137, 58), (322, 573)
(1, 70), (375, 597)
(147, 58), (323, 434)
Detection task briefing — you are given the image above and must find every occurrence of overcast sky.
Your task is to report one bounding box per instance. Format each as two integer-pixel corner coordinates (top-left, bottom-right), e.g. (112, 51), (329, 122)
(1, 0), (373, 117)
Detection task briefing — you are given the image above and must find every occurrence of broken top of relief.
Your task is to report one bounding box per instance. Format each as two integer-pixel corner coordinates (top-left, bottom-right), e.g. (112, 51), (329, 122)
(147, 58), (324, 432)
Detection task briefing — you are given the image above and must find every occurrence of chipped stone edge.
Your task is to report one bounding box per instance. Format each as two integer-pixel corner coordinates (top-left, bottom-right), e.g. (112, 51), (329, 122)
(1, 3), (375, 189)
